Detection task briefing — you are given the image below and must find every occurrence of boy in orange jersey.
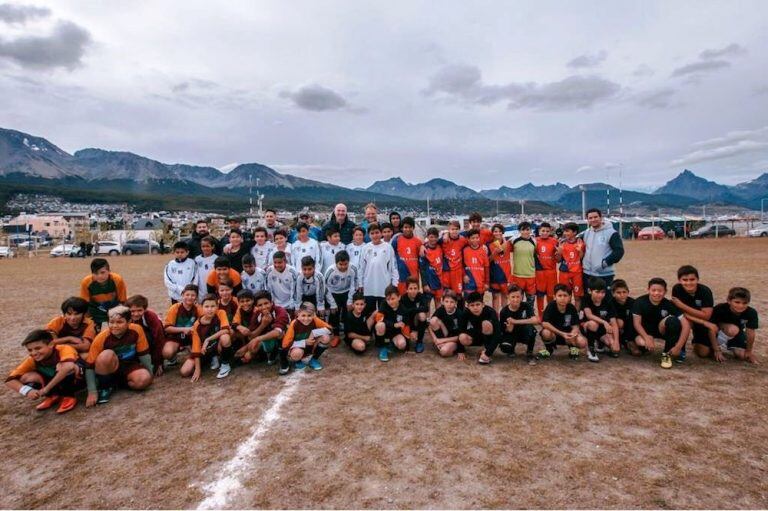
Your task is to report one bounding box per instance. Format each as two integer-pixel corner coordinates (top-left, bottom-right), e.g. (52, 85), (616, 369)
(462, 229), (490, 298)
(534, 222), (559, 317)
(489, 224), (513, 312)
(162, 284), (203, 366)
(557, 222), (586, 309)
(206, 256), (243, 295)
(439, 220), (467, 295)
(217, 279), (239, 323)
(45, 296), (96, 356)
(80, 258), (127, 330)
(280, 302), (333, 372)
(392, 216), (423, 295)
(5, 329), (85, 414)
(84, 305), (153, 406)
(419, 227), (445, 306)
(182, 294), (232, 381)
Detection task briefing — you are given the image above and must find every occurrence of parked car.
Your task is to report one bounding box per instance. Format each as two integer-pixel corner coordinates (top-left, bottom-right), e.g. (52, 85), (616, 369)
(122, 239), (160, 255)
(637, 226), (665, 240)
(690, 224), (736, 238)
(747, 224), (768, 237)
(50, 244), (80, 257)
(0, 246), (15, 258)
(94, 240), (122, 256)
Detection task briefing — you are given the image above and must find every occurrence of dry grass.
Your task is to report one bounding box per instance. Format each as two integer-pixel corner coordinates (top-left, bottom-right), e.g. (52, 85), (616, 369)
(0, 238), (766, 509)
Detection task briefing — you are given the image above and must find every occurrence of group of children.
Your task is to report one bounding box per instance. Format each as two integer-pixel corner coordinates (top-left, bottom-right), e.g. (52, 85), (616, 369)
(5, 213), (760, 415)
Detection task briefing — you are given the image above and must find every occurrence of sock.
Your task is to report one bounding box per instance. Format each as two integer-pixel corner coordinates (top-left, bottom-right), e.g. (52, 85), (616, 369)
(417, 322), (427, 342)
(526, 333), (536, 355)
(536, 296), (545, 317)
(96, 372), (116, 390)
(221, 344), (234, 365)
(312, 345), (327, 360)
(663, 316), (682, 353)
(279, 348), (289, 368)
(375, 332), (386, 347)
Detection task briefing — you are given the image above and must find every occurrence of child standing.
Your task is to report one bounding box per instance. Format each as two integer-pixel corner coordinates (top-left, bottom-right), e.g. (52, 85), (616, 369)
(164, 241), (197, 304)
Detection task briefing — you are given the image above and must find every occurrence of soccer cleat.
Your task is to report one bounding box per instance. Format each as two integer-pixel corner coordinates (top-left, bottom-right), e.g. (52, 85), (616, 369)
(526, 353), (537, 366)
(97, 388), (113, 404)
(210, 356), (220, 370)
(278, 365), (290, 376)
(608, 351), (620, 358)
(165, 355), (179, 367)
(415, 340), (425, 353)
(216, 363), (231, 379)
(569, 346), (580, 360)
(308, 358), (323, 371)
(537, 348), (551, 359)
(499, 341), (513, 354)
(660, 353), (673, 369)
(595, 340), (606, 353)
(56, 396), (78, 414)
(378, 347), (390, 362)
(587, 350), (600, 363)
(35, 395), (61, 411)
(294, 360), (307, 370)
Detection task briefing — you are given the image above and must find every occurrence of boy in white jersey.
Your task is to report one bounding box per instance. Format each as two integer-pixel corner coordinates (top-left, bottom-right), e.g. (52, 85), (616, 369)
(319, 227), (346, 275)
(290, 223), (321, 272)
(265, 251), (299, 317)
(296, 256), (331, 316)
(164, 241), (198, 305)
(347, 226), (366, 270)
(270, 228), (292, 268)
(250, 226), (274, 270)
(358, 223), (399, 315)
(241, 254), (266, 293)
(194, 236), (217, 304)
(324, 250), (357, 338)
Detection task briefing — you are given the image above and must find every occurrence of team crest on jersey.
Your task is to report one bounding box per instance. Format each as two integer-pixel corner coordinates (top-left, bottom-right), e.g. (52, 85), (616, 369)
(661, 310), (669, 317)
(564, 314), (572, 326)
(695, 300), (702, 307)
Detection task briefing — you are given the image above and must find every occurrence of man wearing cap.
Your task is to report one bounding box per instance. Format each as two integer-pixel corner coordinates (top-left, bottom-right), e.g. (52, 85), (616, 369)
(221, 216), (252, 246)
(289, 212), (322, 242)
(321, 203), (356, 244)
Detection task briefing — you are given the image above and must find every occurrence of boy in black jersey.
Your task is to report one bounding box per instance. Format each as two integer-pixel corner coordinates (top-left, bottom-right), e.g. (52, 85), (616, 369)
(710, 287), (759, 363)
(373, 285), (410, 362)
(499, 284), (539, 365)
(459, 291), (501, 365)
(580, 277), (620, 362)
(631, 277), (691, 369)
(610, 280), (637, 354)
(428, 290), (464, 358)
(540, 284), (587, 360)
(343, 293), (375, 355)
(400, 276), (431, 354)
(671, 265), (719, 362)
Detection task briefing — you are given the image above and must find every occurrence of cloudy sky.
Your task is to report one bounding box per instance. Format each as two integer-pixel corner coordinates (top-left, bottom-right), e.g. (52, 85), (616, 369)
(1, 0), (767, 190)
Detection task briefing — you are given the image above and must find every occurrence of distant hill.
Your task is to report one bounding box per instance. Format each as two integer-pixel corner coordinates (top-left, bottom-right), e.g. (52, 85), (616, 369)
(480, 182), (570, 202)
(367, 177), (482, 200)
(654, 169), (739, 202)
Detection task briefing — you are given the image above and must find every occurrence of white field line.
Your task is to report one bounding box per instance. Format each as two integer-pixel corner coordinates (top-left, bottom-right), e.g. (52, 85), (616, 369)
(196, 372), (304, 510)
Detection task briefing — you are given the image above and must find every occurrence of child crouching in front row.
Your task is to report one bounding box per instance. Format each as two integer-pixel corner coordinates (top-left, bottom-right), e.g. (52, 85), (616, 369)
(279, 302), (332, 374)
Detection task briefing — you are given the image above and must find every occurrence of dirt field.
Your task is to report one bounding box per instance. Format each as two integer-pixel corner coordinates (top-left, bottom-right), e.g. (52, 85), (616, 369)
(1, 238), (766, 509)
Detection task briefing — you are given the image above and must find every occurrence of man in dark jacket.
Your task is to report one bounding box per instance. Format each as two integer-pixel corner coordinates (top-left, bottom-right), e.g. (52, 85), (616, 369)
(185, 220), (221, 258)
(321, 203), (356, 244)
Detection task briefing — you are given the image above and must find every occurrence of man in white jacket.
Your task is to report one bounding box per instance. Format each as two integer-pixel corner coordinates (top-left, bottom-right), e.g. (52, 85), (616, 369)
(358, 223), (399, 315)
(164, 241), (198, 304)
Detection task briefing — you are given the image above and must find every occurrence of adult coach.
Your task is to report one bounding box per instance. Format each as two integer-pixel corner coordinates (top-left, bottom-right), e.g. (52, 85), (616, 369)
(321, 203), (356, 244)
(185, 219), (220, 258)
(582, 208), (624, 288)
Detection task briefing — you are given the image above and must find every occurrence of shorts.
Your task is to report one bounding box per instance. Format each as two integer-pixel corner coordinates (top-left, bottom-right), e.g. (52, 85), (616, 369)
(490, 282), (509, 294)
(461, 329), (485, 346)
(558, 271), (583, 297)
(540, 329), (568, 346)
(442, 268), (464, 294)
(343, 335), (370, 354)
(582, 322), (607, 338)
(716, 330), (747, 350)
(512, 276), (536, 296)
(501, 325), (536, 344)
(116, 360), (146, 384)
(536, 270), (557, 297)
(165, 332), (193, 347)
(364, 296), (385, 317)
(373, 312), (410, 339)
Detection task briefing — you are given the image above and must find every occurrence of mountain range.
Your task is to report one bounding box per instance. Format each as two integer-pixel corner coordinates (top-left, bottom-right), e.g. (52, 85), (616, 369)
(0, 126), (766, 213)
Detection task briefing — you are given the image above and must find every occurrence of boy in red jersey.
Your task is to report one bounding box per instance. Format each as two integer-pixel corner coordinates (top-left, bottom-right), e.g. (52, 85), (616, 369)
(439, 220), (467, 295)
(419, 227), (445, 305)
(535, 222), (559, 317)
(462, 229), (490, 298)
(557, 222), (585, 308)
(465, 212), (494, 245)
(489, 223), (513, 312)
(392, 216), (423, 295)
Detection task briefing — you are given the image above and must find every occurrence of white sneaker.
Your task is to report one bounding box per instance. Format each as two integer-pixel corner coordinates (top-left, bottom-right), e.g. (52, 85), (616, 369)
(717, 331), (730, 352)
(587, 350), (600, 363)
(216, 363), (231, 379)
(210, 356), (220, 370)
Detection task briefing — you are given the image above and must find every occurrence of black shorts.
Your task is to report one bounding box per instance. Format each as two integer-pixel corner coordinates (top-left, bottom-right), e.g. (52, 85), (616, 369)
(385, 326), (406, 339)
(364, 296), (384, 317)
(462, 329), (485, 346)
(343, 335), (369, 354)
(582, 322), (607, 338)
(501, 325), (535, 344)
(692, 335), (713, 346)
(727, 331), (747, 350)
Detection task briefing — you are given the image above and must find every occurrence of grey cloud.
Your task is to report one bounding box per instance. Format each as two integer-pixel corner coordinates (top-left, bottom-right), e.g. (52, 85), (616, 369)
(0, 3), (50, 23)
(567, 50), (607, 69)
(671, 59), (730, 77)
(699, 43), (746, 60)
(672, 126), (768, 166)
(632, 64), (654, 77)
(280, 84), (349, 112)
(0, 20), (91, 69)
(635, 88), (677, 109)
(171, 78), (218, 93)
(426, 64), (620, 111)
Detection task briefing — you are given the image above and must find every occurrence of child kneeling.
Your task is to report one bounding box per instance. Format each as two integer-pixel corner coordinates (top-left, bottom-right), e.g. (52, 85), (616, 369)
(279, 302), (332, 374)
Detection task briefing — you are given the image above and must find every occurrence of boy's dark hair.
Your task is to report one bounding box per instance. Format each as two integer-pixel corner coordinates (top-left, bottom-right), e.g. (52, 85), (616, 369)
(214, 256), (231, 269)
(351, 291), (365, 302)
(448, 220), (461, 229)
(61, 296), (88, 315)
(469, 212), (482, 223)
(201, 235), (217, 246)
(125, 295), (149, 309)
(335, 250), (350, 263)
(405, 276), (420, 287)
(443, 289), (459, 302)
(301, 256), (316, 268)
(367, 222), (381, 234)
(518, 221), (531, 231)
(380, 222), (393, 231)
(90, 258), (109, 273)
(182, 284), (199, 295)
(389, 211), (401, 221)
(253, 226), (267, 235)
(554, 283), (572, 295)
(563, 222), (579, 233)
(173, 241), (190, 251)
(467, 228), (480, 238)
(242, 254), (255, 266)
(229, 228), (243, 237)
(384, 285), (399, 297)
(296, 222), (309, 232)
(401, 216), (415, 228)
(465, 291), (484, 304)
(325, 227), (339, 238)
(727, 287), (751, 302)
(586, 208), (602, 217)
(648, 277), (667, 290)
(491, 223), (505, 233)
(217, 278), (234, 289)
(265, 208), (277, 215)
(254, 290), (273, 303)
(677, 265), (699, 279)
(22, 329), (53, 347)
(507, 284), (522, 295)
(273, 228), (289, 239)
(427, 227), (440, 237)
(611, 279), (629, 292)
(201, 293), (219, 304)
(272, 250), (285, 261)
(588, 277), (607, 292)
(237, 289), (255, 301)
(539, 221), (552, 229)
(353, 226), (365, 235)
